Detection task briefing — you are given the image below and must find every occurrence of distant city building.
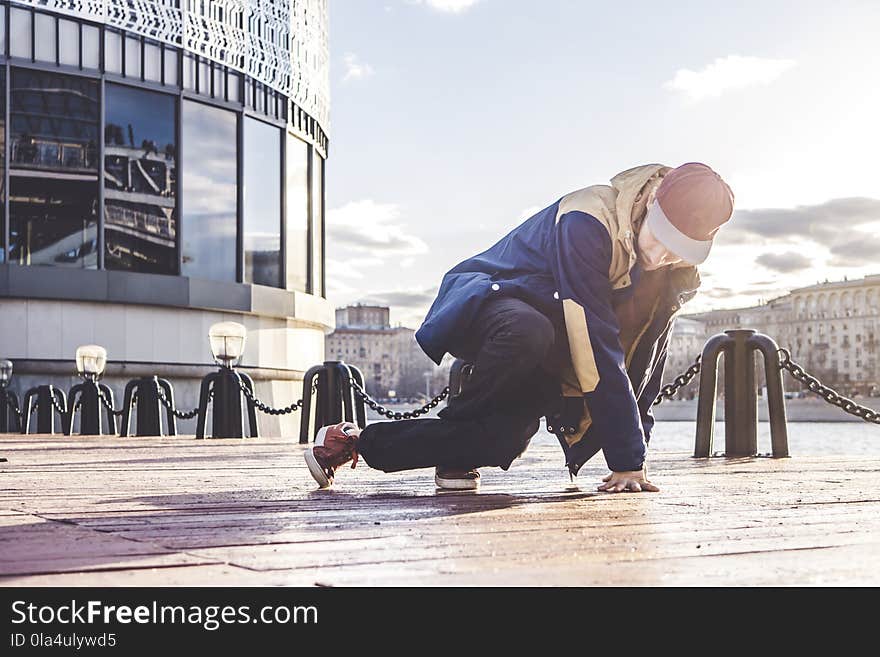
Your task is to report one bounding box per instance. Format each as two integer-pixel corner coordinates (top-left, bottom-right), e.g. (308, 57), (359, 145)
(665, 318), (705, 400)
(327, 304), (443, 399)
(674, 274), (880, 395)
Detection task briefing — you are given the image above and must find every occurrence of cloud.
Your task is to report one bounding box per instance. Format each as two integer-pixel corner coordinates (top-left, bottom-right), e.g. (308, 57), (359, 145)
(755, 251), (813, 274)
(409, 0), (481, 13)
(359, 287), (439, 309)
(829, 234), (880, 267)
(342, 52), (374, 82)
(665, 55), (796, 101)
(327, 200), (429, 257)
(722, 198), (880, 254)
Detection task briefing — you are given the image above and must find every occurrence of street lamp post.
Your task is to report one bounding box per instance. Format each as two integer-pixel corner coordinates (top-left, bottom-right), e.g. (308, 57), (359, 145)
(195, 322), (258, 439)
(67, 345), (117, 436)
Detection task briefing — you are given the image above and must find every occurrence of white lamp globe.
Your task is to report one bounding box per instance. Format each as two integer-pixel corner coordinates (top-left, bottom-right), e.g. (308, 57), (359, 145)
(75, 345), (107, 379)
(209, 322), (247, 366)
(0, 359), (12, 385)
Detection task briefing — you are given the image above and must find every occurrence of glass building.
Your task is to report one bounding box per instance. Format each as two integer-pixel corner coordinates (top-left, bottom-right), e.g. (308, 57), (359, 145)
(0, 0), (331, 435)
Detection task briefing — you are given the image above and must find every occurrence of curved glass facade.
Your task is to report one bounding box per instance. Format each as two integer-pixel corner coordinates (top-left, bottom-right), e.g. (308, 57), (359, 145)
(0, 1), (327, 297)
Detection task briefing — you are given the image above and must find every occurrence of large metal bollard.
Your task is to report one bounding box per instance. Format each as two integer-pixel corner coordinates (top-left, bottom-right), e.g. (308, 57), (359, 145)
(120, 376), (178, 437)
(299, 361), (367, 443)
(694, 329), (789, 458)
(66, 380), (118, 436)
(195, 368), (258, 439)
(22, 385), (67, 435)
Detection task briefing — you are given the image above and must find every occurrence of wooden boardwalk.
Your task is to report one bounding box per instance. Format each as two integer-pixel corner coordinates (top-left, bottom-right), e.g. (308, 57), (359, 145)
(1, 432), (878, 586)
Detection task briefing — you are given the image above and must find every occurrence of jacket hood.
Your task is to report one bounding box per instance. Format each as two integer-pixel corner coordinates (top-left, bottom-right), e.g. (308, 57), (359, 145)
(610, 163), (671, 240)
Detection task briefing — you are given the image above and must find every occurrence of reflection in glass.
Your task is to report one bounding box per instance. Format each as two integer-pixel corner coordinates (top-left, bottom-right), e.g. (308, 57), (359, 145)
(1, 69), (5, 264)
(59, 19), (80, 67)
(181, 100), (237, 282)
(163, 48), (179, 86)
(10, 8), (31, 60)
(82, 25), (100, 70)
(105, 31), (121, 74)
(285, 133), (309, 292)
(144, 42), (162, 82)
(104, 83), (177, 274)
(9, 69), (99, 268)
(34, 13), (56, 63)
(311, 150), (324, 297)
(125, 36), (141, 78)
(243, 117), (281, 287)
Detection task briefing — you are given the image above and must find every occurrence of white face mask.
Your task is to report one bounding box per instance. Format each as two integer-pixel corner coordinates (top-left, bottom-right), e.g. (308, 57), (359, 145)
(637, 220), (684, 271)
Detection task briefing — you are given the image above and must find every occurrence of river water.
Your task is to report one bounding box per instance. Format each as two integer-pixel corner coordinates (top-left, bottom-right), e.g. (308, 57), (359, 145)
(649, 421), (879, 456)
(367, 407), (879, 457)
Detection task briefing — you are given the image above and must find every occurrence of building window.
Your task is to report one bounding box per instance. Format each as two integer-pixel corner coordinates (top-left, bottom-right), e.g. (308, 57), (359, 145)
(181, 100), (237, 282)
(104, 83), (177, 274)
(8, 69), (99, 268)
(285, 133), (309, 292)
(243, 116), (282, 288)
(310, 149), (324, 297)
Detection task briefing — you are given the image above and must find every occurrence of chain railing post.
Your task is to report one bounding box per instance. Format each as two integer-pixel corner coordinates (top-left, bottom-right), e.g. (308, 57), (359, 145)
(0, 387), (21, 433)
(694, 335), (731, 457)
(67, 381), (117, 436)
(298, 364), (323, 444)
(121, 376), (175, 438)
(724, 329), (759, 456)
(213, 368), (246, 439)
(749, 334), (790, 457)
(694, 329), (792, 458)
(23, 385), (66, 435)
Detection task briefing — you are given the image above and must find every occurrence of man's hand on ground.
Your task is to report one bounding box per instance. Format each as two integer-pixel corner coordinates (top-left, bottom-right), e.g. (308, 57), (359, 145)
(598, 467), (660, 493)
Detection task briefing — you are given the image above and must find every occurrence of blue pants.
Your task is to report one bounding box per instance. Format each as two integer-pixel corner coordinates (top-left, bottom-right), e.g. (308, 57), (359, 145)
(357, 297), (559, 472)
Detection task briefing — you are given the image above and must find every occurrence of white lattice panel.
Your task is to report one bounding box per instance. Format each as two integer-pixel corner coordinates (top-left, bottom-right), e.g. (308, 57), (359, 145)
(9, 0), (329, 131)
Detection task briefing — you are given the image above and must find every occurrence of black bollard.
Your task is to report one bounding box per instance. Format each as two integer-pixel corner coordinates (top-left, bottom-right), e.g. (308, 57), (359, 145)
(195, 368), (258, 439)
(694, 329), (789, 458)
(298, 361), (367, 443)
(120, 376), (178, 437)
(23, 385), (67, 435)
(66, 380), (118, 436)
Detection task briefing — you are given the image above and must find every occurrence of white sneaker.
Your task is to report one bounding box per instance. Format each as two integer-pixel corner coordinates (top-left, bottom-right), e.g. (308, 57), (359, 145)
(434, 467), (480, 491)
(304, 422), (360, 489)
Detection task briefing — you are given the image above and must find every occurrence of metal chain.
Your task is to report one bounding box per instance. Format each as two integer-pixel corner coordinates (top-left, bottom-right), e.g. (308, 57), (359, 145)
(49, 390), (68, 416)
(6, 395), (24, 423)
(653, 354), (702, 406)
(234, 375), (317, 416)
(156, 386), (205, 420)
(350, 377), (449, 420)
(95, 386), (125, 418)
(777, 349), (880, 425)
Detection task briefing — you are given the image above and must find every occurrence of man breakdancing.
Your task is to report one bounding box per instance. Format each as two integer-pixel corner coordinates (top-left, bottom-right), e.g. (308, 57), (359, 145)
(306, 163), (734, 493)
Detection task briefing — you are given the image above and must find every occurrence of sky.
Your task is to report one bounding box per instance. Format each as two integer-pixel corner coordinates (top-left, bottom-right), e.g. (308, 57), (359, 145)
(326, 0), (880, 329)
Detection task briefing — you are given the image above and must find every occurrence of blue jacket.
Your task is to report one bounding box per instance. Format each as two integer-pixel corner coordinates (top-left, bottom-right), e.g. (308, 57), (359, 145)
(415, 165), (700, 474)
